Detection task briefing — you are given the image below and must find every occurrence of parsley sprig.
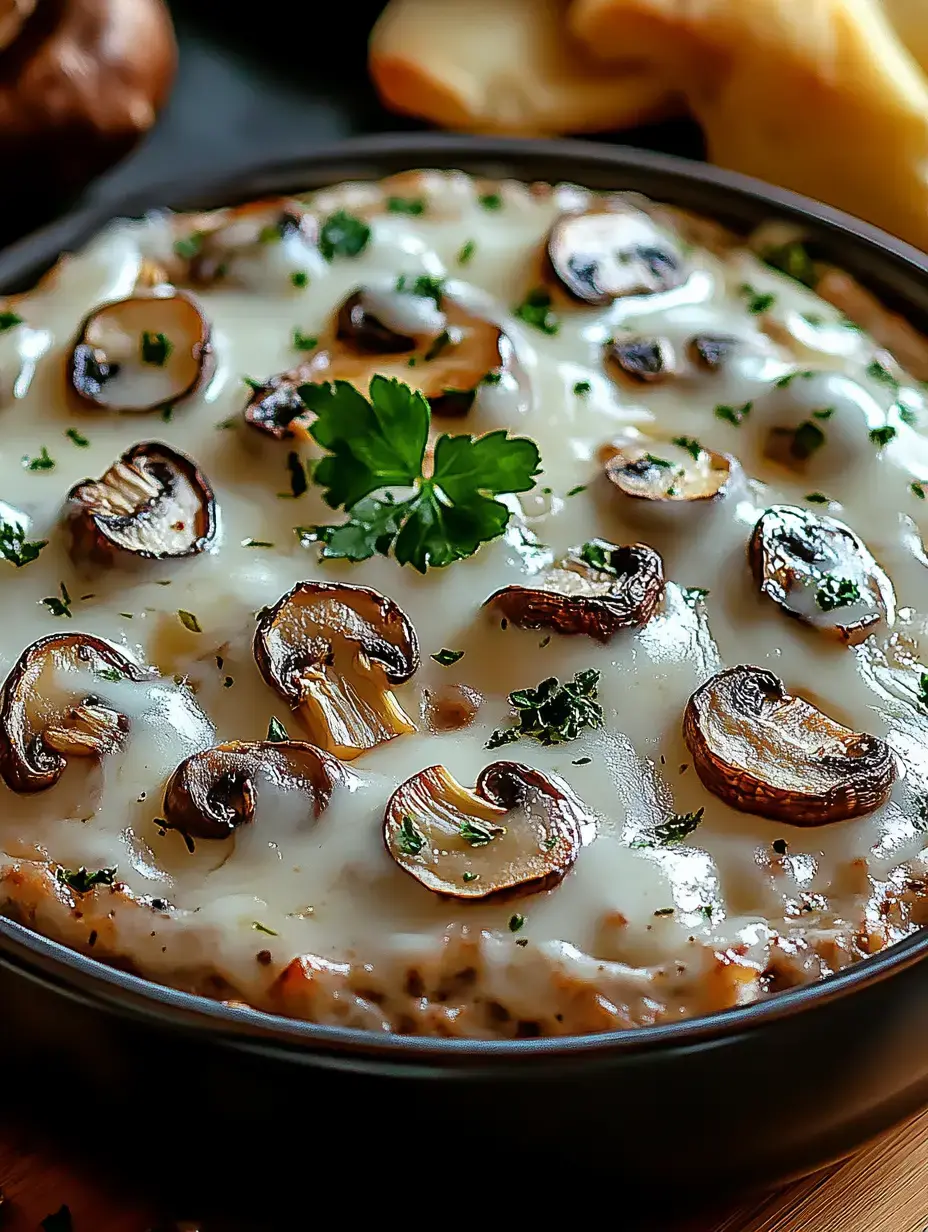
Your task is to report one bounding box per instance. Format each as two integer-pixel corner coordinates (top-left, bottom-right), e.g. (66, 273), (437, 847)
(487, 669), (603, 748)
(297, 376), (541, 573)
(0, 518), (47, 567)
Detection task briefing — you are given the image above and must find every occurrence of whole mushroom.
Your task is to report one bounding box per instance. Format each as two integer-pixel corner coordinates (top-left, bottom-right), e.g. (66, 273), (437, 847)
(254, 581), (420, 760)
(0, 633), (151, 793)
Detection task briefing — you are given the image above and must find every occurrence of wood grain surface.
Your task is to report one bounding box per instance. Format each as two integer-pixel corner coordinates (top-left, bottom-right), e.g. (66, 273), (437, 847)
(1, 1107), (927, 1231)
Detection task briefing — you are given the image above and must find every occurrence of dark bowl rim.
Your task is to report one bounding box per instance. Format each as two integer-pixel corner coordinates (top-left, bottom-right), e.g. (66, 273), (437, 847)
(3, 130), (927, 1064)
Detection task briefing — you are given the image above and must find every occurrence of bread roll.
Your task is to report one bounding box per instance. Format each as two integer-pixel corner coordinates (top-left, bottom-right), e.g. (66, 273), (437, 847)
(369, 0), (678, 136)
(569, 0), (928, 252)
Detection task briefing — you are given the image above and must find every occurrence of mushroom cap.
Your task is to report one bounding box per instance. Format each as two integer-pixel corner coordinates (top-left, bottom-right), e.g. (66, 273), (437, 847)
(0, 633), (150, 793)
(185, 199), (317, 288)
(606, 336), (675, 383)
(604, 440), (734, 504)
(687, 334), (739, 371)
(749, 505), (894, 644)
(304, 284), (505, 414)
(244, 370), (312, 439)
(485, 540), (665, 641)
(384, 761), (589, 899)
(162, 739), (344, 841)
(69, 290), (212, 413)
(683, 665), (896, 825)
(67, 441), (217, 562)
(546, 205), (685, 306)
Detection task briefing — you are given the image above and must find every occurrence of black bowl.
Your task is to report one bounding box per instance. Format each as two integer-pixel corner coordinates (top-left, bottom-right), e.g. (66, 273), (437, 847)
(3, 134), (928, 1218)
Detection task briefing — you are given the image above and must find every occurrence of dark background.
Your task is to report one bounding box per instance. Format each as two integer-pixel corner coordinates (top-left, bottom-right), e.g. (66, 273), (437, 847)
(1, 0), (704, 245)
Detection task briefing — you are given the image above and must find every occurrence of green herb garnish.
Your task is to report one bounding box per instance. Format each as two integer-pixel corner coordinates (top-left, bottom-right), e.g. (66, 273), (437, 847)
(739, 285), (776, 314)
(0, 519), (47, 567)
(867, 359), (899, 388)
(815, 575), (861, 611)
(65, 427), (90, 447)
(396, 273), (445, 305)
(398, 816), (426, 856)
(178, 609), (202, 633)
(672, 436), (702, 461)
(23, 446), (54, 471)
(290, 270), (309, 288)
(241, 537), (274, 548)
(424, 329), (453, 362)
(508, 913), (525, 932)
(487, 669), (603, 749)
(140, 331), (172, 366)
(869, 425), (897, 448)
(267, 716), (289, 742)
(462, 871), (479, 882)
(41, 582), (72, 618)
(387, 196), (426, 215)
(911, 482), (926, 500)
(916, 673), (928, 711)
(898, 406), (918, 427)
(318, 210), (371, 261)
(252, 921), (279, 936)
(761, 241), (817, 288)
(292, 329), (318, 351)
(457, 239), (476, 265)
(681, 586), (709, 605)
(715, 401), (753, 426)
(56, 866), (117, 894)
(633, 808), (705, 848)
(173, 233), (204, 260)
(459, 818), (503, 846)
(478, 193), (503, 210)
(296, 376), (540, 574)
(566, 484), (587, 497)
(573, 380), (592, 397)
(0, 310), (23, 332)
(513, 288), (560, 336)
(806, 492), (830, 504)
(431, 648), (464, 666)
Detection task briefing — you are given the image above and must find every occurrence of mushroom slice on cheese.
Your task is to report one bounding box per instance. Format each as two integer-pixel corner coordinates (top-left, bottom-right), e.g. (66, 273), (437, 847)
(253, 581), (419, 760)
(604, 439), (734, 503)
(486, 538), (664, 640)
(0, 633), (150, 793)
(181, 199), (318, 289)
(684, 665), (896, 825)
(69, 291), (211, 413)
(67, 442), (217, 563)
(547, 203), (686, 305)
(162, 740), (344, 841)
(384, 761), (588, 899)
(749, 505), (894, 644)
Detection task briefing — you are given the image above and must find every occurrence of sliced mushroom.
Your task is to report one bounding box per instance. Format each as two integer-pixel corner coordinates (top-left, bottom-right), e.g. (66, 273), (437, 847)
(67, 441), (217, 563)
(749, 506), (894, 644)
(253, 581), (419, 760)
(606, 337), (675, 383)
(687, 334), (739, 371)
(684, 665), (896, 825)
(0, 633), (150, 792)
(244, 370), (313, 439)
(604, 440), (733, 504)
(69, 291), (211, 412)
(547, 205), (685, 306)
(485, 539), (664, 641)
(303, 282), (505, 415)
(162, 739), (343, 841)
(384, 761), (587, 899)
(184, 199), (317, 288)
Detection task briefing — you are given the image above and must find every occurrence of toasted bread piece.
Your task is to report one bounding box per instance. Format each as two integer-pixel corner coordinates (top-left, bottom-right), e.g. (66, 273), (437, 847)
(569, 0), (928, 252)
(369, 0), (678, 136)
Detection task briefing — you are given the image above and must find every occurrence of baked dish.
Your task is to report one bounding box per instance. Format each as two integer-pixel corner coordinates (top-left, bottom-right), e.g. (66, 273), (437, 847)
(2, 170), (928, 1040)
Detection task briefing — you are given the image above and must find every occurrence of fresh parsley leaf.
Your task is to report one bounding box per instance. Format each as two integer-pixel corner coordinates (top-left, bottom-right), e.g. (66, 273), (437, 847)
(457, 239), (476, 265)
(815, 575), (861, 611)
(267, 717), (289, 741)
(715, 401), (752, 426)
(65, 427), (90, 447)
(566, 484), (587, 497)
(173, 232), (204, 260)
(96, 667), (122, 683)
(290, 270), (309, 288)
(459, 818), (503, 846)
(573, 380), (592, 397)
(681, 586), (709, 605)
(41, 582), (73, 618)
(739, 284), (776, 314)
(56, 866), (116, 894)
(252, 921), (278, 936)
(869, 425), (897, 448)
(431, 648), (464, 665)
(577, 540), (627, 573)
(812, 407), (834, 420)
(867, 358), (899, 389)
(806, 492), (830, 504)
(482, 370), (502, 385)
(398, 816), (426, 856)
(487, 669), (603, 748)
(509, 913), (525, 932)
(898, 405), (918, 427)
(0, 519), (47, 567)
(140, 331), (172, 366)
(633, 808), (705, 848)
(292, 329), (318, 351)
(297, 376), (540, 573)
(800, 312), (825, 327)
(387, 196), (426, 215)
(0, 310), (23, 332)
(318, 210), (371, 261)
(462, 871), (479, 882)
(671, 436), (702, 461)
(514, 288), (559, 335)
(911, 482), (926, 500)
(424, 329), (453, 361)
(478, 192), (503, 210)
(23, 446), (54, 471)
(178, 609), (202, 633)
(761, 241), (817, 288)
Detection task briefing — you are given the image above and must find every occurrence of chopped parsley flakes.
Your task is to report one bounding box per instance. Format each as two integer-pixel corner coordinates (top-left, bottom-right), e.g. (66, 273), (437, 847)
(487, 669), (603, 749)
(398, 816), (426, 856)
(478, 192), (503, 210)
(386, 196), (426, 215)
(65, 427), (90, 447)
(457, 239), (476, 265)
(513, 288), (560, 336)
(0, 519), (47, 566)
(633, 807), (705, 848)
(292, 329), (318, 351)
(318, 210), (371, 262)
(573, 380), (592, 397)
(509, 913), (525, 932)
(173, 232), (204, 260)
(761, 240), (817, 288)
(266, 716), (289, 742)
(459, 818), (503, 846)
(56, 866), (117, 894)
(739, 284), (776, 314)
(672, 436), (702, 461)
(867, 358), (899, 389)
(869, 425), (897, 448)
(0, 310), (23, 331)
(252, 921), (279, 936)
(140, 331), (172, 366)
(431, 648), (464, 665)
(715, 401), (753, 426)
(806, 492), (830, 504)
(815, 575), (861, 611)
(911, 482), (926, 500)
(41, 582), (73, 618)
(290, 270), (309, 288)
(23, 446), (54, 471)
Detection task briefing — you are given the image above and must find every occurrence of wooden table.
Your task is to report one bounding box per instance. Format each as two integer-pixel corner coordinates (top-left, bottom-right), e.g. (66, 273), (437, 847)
(1, 1108), (927, 1231)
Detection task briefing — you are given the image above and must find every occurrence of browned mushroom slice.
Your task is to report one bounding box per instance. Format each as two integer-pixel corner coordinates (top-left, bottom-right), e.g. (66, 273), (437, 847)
(749, 505), (894, 645)
(186, 199), (317, 287)
(305, 282), (504, 415)
(0, 633), (150, 793)
(384, 761), (587, 899)
(604, 440), (733, 504)
(684, 665), (896, 825)
(244, 371), (312, 439)
(253, 581), (419, 760)
(69, 292), (211, 412)
(687, 334), (739, 371)
(67, 442), (217, 562)
(486, 539), (664, 641)
(162, 739), (343, 841)
(547, 206), (685, 306)
(606, 337), (675, 383)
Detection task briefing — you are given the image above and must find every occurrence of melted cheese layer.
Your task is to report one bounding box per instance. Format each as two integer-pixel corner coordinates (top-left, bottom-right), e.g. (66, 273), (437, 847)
(3, 170), (928, 1039)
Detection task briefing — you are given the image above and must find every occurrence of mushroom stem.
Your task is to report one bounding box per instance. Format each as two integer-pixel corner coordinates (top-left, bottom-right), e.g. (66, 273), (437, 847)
(43, 702), (128, 757)
(298, 665), (416, 760)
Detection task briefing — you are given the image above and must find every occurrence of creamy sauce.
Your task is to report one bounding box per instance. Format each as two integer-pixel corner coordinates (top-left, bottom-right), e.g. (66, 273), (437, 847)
(3, 171), (928, 1037)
